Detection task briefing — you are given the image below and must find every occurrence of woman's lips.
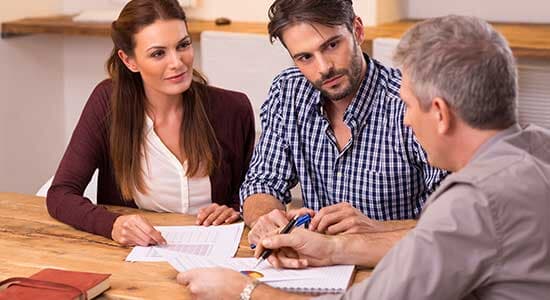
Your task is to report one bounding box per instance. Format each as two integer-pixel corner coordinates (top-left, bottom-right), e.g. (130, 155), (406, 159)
(166, 72), (186, 83)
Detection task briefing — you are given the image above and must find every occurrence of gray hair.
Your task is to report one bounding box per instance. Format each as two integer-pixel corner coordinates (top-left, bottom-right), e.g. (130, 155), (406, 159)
(394, 15), (518, 130)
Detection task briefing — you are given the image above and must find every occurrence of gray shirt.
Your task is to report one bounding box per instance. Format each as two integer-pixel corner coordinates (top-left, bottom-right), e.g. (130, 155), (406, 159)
(317, 124), (550, 300)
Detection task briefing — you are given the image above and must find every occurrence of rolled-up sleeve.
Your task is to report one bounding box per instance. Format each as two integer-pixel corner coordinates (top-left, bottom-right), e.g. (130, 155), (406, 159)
(239, 75), (298, 208)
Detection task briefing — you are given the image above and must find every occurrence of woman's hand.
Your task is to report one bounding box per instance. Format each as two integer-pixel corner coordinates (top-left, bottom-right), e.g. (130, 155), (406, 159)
(111, 214), (166, 246)
(196, 203), (240, 226)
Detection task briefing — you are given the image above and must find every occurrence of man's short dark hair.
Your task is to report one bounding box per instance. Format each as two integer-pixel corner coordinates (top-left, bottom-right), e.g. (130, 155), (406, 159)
(268, 0), (356, 44)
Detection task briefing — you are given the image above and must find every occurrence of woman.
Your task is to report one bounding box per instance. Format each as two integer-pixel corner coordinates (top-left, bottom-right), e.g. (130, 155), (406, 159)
(46, 0), (255, 246)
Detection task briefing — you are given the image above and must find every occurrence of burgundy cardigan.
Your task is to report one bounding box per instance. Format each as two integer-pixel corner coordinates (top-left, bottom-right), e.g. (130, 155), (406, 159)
(47, 79), (255, 239)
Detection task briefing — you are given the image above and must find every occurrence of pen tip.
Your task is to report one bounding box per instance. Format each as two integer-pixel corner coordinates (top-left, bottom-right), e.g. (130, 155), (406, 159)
(254, 259), (263, 269)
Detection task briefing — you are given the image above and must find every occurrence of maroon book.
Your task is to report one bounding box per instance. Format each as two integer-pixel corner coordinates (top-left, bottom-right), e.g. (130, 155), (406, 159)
(0, 268), (111, 300)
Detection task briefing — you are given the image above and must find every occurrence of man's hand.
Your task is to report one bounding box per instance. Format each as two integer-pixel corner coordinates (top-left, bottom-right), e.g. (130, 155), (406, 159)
(196, 203), (240, 226)
(255, 228), (338, 269)
(248, 207), (315, 247)
(309, 202), (387, 235)
(111, 215), (166, 246)
(177, 268), (251, 300)
(247, 209), (288, 246)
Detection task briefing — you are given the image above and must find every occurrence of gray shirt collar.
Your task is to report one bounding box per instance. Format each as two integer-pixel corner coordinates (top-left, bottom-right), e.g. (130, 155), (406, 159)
(470, 123), (522, 163)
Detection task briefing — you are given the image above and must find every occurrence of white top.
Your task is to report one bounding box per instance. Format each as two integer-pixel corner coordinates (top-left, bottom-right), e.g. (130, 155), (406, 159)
(133, 116), (212, 214)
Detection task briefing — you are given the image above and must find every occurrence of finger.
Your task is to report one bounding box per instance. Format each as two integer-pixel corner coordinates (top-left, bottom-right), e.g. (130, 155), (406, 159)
(310, 203), (352, 230)
(269, 209), (292, 227)
(268, 248), (304, 269)
(286, 207), (315, 220)
(248, 212), (284, 245)
(277, 254), (308, 269)
(117, 216), (152, 246)
(261, 232), (301, 250)
(267, 254), (282, 269)
(134, 216), (166, 245)
(247, 224), (264, 246)
(309, 206), (335, 231)
(176, 272), (190, 286)
(203, 205), (226, 226)
(316, 210), (349, 233)
(255, 227), (283, 257)
(253, 240), (268, 258)
(196, 204), (218, 225)
(213, 207), (234, 225)
(224, 212), (240, 224)
(266, 249), (294, 269)
(124, 225), (151, 246)
(327, 217), (358, 235)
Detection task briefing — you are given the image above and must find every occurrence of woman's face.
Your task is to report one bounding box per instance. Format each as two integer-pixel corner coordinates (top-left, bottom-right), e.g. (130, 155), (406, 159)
(120, 19), (194, 99)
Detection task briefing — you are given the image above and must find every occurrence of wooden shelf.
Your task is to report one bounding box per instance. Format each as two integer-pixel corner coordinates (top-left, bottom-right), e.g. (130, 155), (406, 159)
(0, 15), (268, 41)
(2, 16), (550, 59)
(364, 20), (550, 59)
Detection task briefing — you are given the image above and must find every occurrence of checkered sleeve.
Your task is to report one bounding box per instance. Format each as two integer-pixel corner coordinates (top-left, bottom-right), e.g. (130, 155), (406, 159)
(239, 75), (299, 209)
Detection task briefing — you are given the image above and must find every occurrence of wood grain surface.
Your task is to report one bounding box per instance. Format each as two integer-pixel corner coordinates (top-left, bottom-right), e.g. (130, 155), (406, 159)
(0, 192), (371, 299)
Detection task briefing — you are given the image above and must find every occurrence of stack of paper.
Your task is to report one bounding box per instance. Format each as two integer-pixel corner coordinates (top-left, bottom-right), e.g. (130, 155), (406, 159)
(159, 250), (355, 294)
(125, 222), (244, 262)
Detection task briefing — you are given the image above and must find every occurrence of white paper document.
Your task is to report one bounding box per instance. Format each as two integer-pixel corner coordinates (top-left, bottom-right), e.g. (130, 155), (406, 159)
(159, 249), (355, 287)
(125, 222), (244, 262)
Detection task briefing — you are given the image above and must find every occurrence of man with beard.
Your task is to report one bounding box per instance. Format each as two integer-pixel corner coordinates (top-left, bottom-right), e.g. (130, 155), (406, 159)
(239, 0), (447, 264)
(177, 15), (550, 300)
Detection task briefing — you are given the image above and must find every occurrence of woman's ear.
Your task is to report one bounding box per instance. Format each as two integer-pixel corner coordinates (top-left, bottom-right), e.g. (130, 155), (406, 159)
(117, 49), (139, 73)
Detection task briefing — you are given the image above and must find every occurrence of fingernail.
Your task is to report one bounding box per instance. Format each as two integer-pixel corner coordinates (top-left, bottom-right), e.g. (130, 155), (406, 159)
(250, 244), (256, 249)
(263, 239), (272, 247)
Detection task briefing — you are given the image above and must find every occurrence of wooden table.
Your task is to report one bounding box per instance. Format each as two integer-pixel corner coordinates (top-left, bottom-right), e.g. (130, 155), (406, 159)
(0, 193), (371, 299)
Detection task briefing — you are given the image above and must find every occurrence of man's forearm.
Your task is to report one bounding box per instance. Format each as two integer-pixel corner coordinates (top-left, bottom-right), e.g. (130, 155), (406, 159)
(243, 194), (285, 227)
(331, 228), (412, 267)
(379, 219), (417, 232)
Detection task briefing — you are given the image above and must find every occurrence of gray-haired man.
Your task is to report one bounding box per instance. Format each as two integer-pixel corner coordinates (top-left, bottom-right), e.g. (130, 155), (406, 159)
(176, 15), (550, 300)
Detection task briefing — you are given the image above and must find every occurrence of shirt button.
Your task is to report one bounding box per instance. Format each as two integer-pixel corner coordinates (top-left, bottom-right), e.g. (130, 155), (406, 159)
(337, 172), (343, 177)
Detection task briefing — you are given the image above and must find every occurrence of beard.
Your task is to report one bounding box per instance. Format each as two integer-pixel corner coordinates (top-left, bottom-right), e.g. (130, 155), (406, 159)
(312, 43), (364, 101)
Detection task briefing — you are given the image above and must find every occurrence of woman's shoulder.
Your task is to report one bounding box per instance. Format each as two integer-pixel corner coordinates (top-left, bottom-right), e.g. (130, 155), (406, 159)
(78, 79), (113, 125)
(83, 79), (113, 111)
(90, 79), (113, 105)
(205, 85), (252, 113)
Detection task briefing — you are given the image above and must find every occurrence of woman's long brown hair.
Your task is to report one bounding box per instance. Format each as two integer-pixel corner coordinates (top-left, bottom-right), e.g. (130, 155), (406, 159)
(106, 0), (220, 200)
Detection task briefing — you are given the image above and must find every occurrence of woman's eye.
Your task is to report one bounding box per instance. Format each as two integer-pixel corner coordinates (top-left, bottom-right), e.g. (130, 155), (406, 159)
(151, 50), (164, 58)
(177, 41), (191, 50)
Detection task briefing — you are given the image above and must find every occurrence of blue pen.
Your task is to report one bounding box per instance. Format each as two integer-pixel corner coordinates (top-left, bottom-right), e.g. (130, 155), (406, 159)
(253, 214), (311, 269)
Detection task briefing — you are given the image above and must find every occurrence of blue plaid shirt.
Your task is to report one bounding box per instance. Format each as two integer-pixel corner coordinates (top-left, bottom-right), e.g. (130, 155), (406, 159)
(240, 55), (447, 220)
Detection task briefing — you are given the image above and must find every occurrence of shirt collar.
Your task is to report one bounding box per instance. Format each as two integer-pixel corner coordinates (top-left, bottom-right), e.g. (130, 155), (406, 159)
(144, 114), (155, 135)
(470, 123), (522, 162)
(343, 53), (377, 129)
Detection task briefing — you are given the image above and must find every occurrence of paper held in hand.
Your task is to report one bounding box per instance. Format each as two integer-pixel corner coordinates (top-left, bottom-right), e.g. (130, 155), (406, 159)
(125, 222), (245, 262)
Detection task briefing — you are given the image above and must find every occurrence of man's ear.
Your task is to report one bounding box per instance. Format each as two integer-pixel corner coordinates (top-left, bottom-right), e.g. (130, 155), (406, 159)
(432, 97), (453, 135)
(117, 49), (139, 73)
(352, 16), (365, 44)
